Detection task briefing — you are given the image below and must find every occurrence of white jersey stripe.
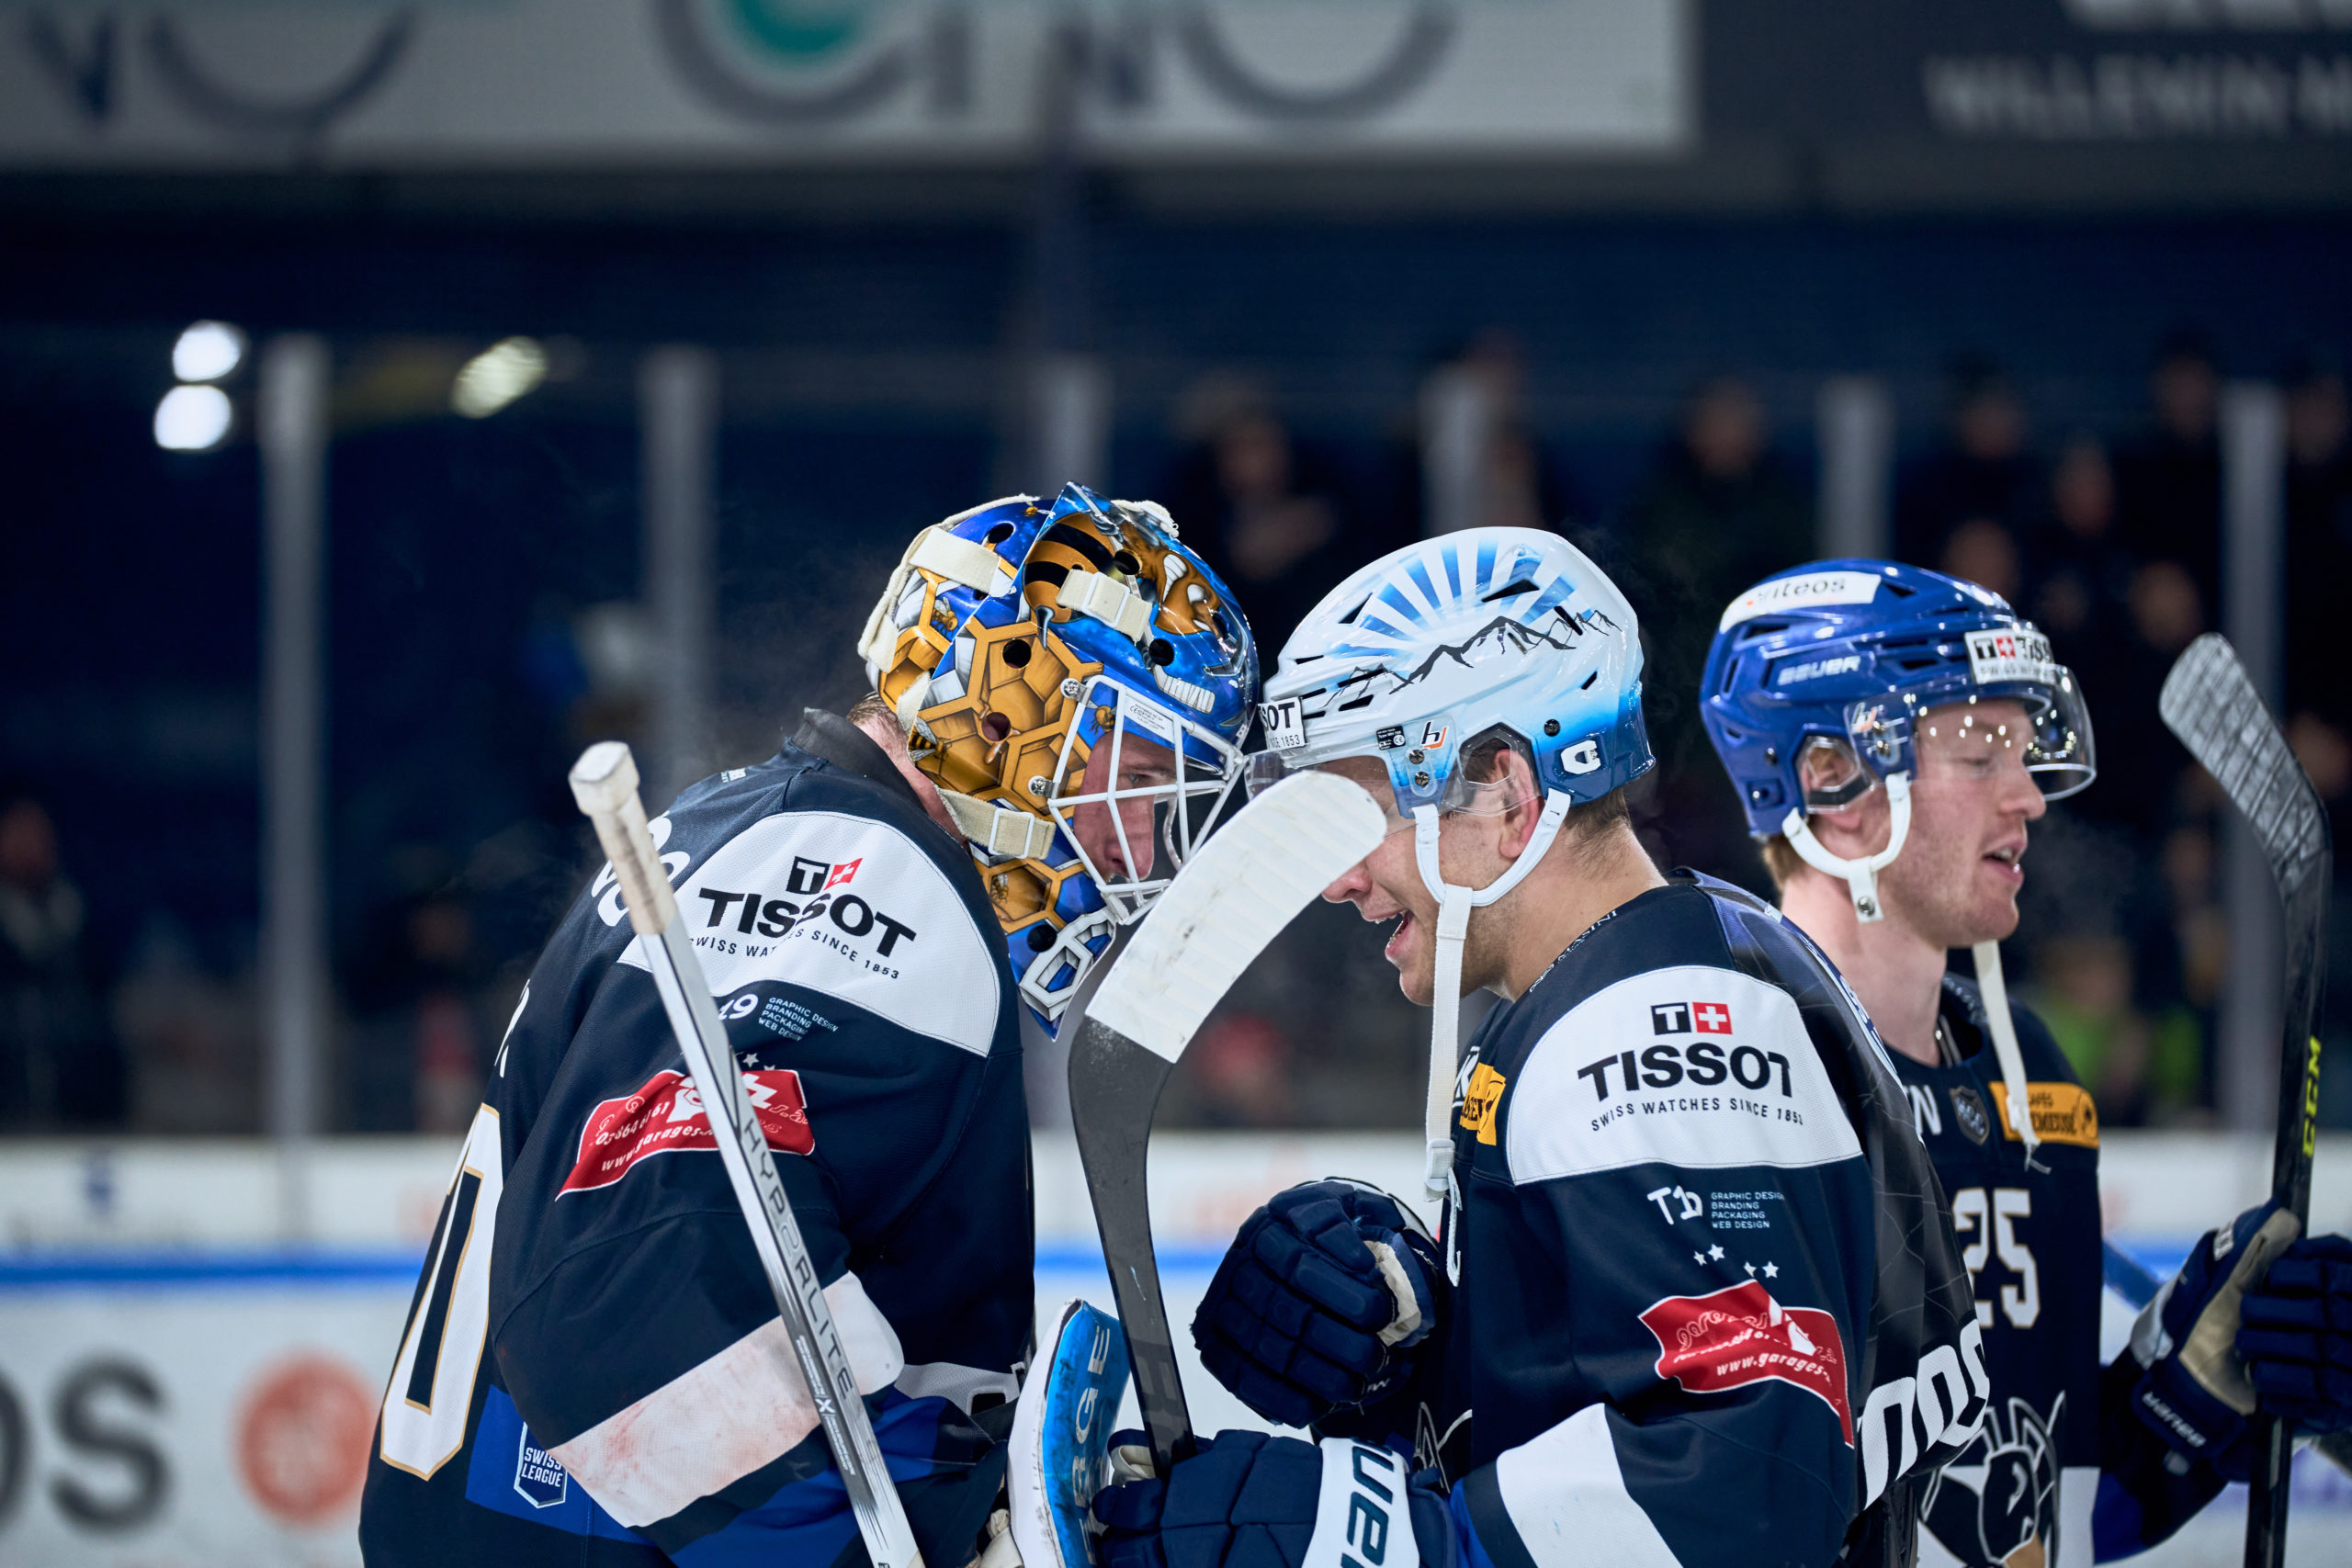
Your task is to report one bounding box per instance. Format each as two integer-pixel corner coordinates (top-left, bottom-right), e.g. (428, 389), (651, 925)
(1494, 1404), (1682, 1568)
(551, 1270), (904, 1529)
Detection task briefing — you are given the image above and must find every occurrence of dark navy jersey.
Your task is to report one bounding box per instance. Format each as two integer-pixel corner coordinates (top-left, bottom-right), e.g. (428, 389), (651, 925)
(360, 715), (1032, 1568)
(1898, 977), (2222, 1568)
(1373, 875), (1984, 1568)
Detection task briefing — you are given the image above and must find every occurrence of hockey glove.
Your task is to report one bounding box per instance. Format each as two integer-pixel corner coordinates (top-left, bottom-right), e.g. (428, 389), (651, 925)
(2128, 1201), (2304, 1477)
(1093, 1429), (1448, 1568)
(2239, 1231), (2352, 1436)
(1193, 1180), (1442, 1430)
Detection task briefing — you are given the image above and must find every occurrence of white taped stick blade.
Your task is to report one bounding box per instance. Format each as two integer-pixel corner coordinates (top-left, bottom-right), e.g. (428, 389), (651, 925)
(1087, 771), (1386, 1062)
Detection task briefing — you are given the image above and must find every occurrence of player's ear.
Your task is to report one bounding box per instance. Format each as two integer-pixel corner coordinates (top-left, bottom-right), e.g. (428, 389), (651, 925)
(1496, 749), (1545, 860)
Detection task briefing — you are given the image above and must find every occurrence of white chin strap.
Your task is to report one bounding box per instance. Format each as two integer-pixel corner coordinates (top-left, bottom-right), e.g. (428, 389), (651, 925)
(1413, 789), (1574, 1202)
(1780, 771), (1913, 923)
(1970, 939), (2045, 1168)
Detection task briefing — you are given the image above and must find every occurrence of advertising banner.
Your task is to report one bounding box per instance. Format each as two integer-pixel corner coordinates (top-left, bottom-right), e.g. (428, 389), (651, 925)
(0, 0), (1688, 166)
(1706, 0), (2352, 144)
(0, 1262), (413, 1568)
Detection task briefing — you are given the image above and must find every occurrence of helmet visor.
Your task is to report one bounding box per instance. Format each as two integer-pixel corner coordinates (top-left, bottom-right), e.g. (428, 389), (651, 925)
(1846, 667), (2096, 801)
(1244, 730), (1538, 838)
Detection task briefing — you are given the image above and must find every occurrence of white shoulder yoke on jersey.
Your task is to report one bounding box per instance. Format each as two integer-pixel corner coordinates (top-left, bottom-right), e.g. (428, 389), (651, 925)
(617, 809), (1002, 1055)
(1507, 964), (1863, 1185)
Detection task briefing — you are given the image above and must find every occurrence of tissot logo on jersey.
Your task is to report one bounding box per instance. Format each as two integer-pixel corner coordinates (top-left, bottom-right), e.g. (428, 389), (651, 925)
(560, 1067), (813, 1195)
(619, 811), (1005, 1055)
(689, 854), (919, 958)
(1578, 1040), (1791, 1101)
(1641, 1281), (1855, 1445)
(1651, 1000), (1732, 1035)
(1505, 967), (1867, 1182)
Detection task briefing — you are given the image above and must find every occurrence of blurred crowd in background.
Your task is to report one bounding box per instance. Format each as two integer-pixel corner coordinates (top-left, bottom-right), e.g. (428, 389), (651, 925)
(6, 324), (2350, 1142)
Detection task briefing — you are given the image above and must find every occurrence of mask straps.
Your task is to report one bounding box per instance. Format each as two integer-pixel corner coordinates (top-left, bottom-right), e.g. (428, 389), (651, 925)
(1412, 789), (1573, 1205)
(1970, 939), (2047, 1171)
(1780, 771), (1913, 923)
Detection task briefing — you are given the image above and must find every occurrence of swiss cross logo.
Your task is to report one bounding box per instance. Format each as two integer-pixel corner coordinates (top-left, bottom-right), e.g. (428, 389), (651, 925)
(786, 855), (861, 897)
(1651, 1000), (1731, 1035)
(1641, 1281), (1853, 1445)
(560, 1067), (814, 1195)
(1993, 634), (2016, 658)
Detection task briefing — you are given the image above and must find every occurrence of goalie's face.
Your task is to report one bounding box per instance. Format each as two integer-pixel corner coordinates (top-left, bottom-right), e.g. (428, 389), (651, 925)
(1067, 731), (1179, 883)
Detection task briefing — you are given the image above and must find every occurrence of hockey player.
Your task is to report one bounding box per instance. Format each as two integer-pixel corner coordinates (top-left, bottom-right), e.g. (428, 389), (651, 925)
(1695, 558), (2352, 1565)
(359, 485), (1258, 1565)
(1102, 529), (1988, 1568)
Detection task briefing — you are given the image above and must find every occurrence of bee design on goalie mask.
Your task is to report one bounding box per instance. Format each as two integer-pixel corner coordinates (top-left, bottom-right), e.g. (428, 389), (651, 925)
(860, 484), (1260, 1029)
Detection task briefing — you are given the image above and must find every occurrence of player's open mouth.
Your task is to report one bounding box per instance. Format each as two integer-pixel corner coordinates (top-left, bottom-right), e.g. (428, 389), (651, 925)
(1385, 909), (1414, 962)
(1984, 845), (2024, 882)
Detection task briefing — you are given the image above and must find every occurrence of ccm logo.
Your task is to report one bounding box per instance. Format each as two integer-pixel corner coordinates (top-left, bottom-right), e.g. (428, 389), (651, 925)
(1651, 1001), (1731, 1035)
(1577, 1041), (1792, 1101)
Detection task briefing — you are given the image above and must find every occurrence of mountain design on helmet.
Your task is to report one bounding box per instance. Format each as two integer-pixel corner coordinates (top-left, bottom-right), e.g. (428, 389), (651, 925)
(1258, 527), (1651, 818)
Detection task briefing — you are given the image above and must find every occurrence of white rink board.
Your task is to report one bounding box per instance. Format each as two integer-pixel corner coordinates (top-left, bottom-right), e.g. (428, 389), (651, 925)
(0, 1277), (411, 1568)
(3, 1131), (2350, 1567)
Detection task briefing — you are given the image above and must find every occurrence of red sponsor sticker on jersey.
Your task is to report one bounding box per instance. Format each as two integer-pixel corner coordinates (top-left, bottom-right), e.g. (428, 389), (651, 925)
(560, 1067), (813, 1195)
(1693, 1001), (1733, 1034)
(1640, 1280), (1853, 1444)
(823, 858), (863, 891)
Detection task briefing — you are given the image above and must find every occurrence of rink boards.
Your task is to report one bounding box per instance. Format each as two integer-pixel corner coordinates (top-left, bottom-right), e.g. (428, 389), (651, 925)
(1, 1131), (2347, 1568)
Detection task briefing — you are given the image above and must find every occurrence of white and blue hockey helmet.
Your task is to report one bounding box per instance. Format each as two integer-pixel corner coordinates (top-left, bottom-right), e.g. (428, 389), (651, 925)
(1250, 527), (1653, 824)
(1250, 528), (1655, 1203)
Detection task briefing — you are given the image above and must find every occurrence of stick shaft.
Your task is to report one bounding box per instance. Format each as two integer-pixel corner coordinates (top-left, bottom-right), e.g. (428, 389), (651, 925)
(1068, 1017), (1193, 1473)
(572, 745), (922, 1568)
(2157, 638), (2333, 1568)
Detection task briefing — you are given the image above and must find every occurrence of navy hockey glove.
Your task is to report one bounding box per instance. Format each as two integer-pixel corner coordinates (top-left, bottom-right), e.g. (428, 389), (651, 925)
(2129, 1201), (2309, 1477)
(1093, 1429), (1448, 1568)
(2239, 1231), (2352, 1435)
(1193, 1180), (1442, 1430)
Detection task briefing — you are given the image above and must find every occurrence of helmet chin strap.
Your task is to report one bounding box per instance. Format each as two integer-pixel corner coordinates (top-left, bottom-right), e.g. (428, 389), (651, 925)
(1412, 789), (1573, 1203)
(1970, 938), (2046, 1170)
(1781, 773), (2043, 1168)
(1780, 771), (1912, 923)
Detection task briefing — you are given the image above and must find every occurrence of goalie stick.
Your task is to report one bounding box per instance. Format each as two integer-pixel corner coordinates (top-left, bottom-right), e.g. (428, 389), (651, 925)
(570, 741), (923, 1568)
(2158, 634), (2334, 1568)
(1067, 771), (1388, 1473)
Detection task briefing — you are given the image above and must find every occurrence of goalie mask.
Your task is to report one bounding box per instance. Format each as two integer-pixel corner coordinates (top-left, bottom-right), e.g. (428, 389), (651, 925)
(861, 484), (1259, 1030)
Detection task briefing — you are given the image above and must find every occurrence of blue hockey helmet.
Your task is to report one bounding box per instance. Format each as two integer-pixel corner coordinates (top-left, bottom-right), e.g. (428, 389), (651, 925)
(861, 483), (1259, 1029)
(1699, 559), (2095, 919)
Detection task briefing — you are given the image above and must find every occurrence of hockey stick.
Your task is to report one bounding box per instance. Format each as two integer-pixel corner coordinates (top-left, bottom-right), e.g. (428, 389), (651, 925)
(2102, 1240), (2352, 1480)
(2158, 633), (2334, 1568)
(1067, 771), (1387, 1473)
(571, 742), (923, 1568)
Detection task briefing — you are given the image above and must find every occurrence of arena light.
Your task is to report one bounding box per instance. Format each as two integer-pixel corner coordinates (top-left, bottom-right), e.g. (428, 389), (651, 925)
(451, 337), (548, 419)
(172, 321), (246, 383)
(154, 384), (233, 451)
